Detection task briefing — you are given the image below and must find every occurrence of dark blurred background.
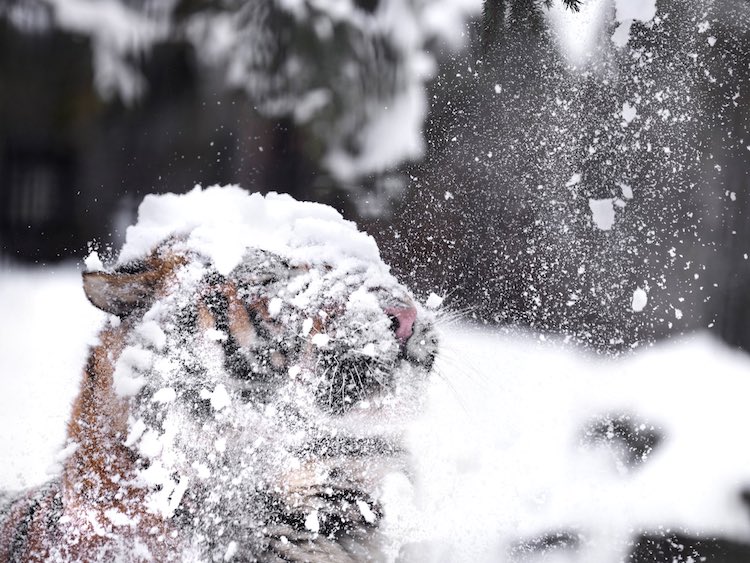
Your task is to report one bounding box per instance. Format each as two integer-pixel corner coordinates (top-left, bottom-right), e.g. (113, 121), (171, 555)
(2, 0), (750, 355)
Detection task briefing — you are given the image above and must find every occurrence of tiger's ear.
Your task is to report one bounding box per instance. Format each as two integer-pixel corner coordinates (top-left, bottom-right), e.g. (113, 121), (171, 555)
(83, 271), (158, 316)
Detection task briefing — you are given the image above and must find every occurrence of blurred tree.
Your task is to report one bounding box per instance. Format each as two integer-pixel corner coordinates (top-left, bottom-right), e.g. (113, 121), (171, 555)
(1, 0), (481, 201)
(0, 0), (583, 211)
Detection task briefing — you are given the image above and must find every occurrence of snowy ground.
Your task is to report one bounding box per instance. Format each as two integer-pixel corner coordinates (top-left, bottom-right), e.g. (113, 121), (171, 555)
(2, 266), (750, 561)
(0, 266), (105, 490)
(408, 328), (750, 561)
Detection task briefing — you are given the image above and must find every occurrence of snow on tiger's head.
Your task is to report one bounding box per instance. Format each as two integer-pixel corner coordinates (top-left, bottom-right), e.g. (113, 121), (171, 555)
(81, 186), (438, 514)
(113, 185), (384, 277)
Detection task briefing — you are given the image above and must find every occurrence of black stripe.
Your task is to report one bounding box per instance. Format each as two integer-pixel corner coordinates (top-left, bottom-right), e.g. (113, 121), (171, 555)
(8, 490), (43, 561)
(5, 481), (64, 562)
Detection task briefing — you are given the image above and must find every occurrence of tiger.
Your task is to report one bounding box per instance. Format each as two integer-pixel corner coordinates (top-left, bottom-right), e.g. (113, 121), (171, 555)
(0, 187), (439, 562)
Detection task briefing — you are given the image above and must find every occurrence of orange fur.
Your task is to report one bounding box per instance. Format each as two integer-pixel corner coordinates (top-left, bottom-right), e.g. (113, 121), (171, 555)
(1, 250), (187, 561)
(0, 323), (179, 561)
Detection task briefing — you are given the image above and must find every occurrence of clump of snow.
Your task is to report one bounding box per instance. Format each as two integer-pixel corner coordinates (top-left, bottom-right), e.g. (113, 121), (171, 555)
(621, 101), (638, 124)
(304, 510), (320, 534)
(84, 250), (104, 272)
(104, 508), (136, 527)
(425, 292), (444, 310)
(588, 198), (616, 231)
(617, 181), (634, 200)
(357, 499), (377, 524)
(611, 0), (657, 47)
(151, 387), (176, 403)
(203, 384), (231, 411)
(119, 185), (384, 276)
(311, 333), (330, 347)
(267, 297), (283, 318)
(632, 287), (648, 312)
(136, 321), (167, 351)
(113, 346), (152, 396)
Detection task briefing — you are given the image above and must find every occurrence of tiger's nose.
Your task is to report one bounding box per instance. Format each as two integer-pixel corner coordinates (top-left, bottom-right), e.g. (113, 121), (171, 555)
(386, 305), (417, 344)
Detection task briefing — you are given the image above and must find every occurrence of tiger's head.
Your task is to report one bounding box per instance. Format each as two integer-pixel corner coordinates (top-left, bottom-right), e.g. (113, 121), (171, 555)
(83, 239), (438, 417)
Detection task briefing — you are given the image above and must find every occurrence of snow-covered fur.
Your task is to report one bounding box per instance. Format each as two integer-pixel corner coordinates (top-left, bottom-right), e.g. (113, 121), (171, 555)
(0, 189), (438, 562)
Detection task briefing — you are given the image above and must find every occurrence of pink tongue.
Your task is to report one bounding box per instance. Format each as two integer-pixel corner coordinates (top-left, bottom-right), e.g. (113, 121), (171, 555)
(386, 306), (417, 343)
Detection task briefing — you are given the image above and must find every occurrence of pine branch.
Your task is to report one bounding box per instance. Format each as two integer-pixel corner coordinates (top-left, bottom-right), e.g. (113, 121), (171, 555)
(561, 0), (582, 11)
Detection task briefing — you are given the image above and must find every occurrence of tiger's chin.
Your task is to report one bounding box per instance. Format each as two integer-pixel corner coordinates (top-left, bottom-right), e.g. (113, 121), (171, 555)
(308, 327), (439, 417)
